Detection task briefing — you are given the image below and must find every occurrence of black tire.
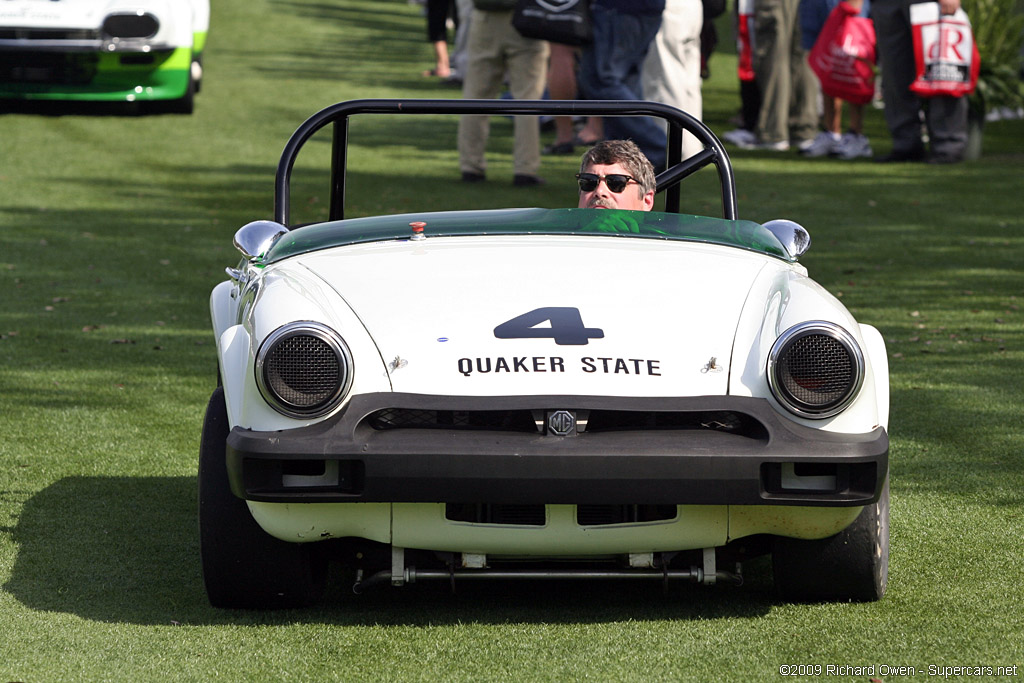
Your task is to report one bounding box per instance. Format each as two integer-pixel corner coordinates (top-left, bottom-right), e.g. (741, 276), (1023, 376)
(199, 387), (327, 609)
(149, 74), (195, 115)
(772, 478), (889, 602)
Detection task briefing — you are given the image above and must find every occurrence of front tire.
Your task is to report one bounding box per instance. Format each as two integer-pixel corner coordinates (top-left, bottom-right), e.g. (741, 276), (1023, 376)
(199, 387), (327, 608)
(772, 478), (889, 602)
(148, 70), (195, 115)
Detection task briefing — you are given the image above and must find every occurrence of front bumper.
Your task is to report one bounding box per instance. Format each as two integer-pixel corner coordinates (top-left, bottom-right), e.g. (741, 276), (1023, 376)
(226, 393), (888, 507)
(0, 47), (190, 100)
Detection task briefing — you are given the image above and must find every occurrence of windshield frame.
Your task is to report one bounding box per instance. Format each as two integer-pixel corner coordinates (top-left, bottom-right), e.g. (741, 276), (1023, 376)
(262, 208), (794, 264)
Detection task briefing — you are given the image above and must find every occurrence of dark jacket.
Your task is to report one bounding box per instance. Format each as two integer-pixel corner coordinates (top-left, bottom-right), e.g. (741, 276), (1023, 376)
(472, 0), (517, 10)
(593, 0), (665, 14)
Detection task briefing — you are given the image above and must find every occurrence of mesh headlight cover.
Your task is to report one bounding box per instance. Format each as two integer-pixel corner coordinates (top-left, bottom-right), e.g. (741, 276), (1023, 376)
(256, 322), (352, 418)
(768, 322), (864, 418)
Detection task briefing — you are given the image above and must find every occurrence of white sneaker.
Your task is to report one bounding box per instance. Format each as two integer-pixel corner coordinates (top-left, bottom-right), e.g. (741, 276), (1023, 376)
(724, 129), (790, 151)
(722, 128), (757, 147)
(753, 139), (790, 151)
(800, 131), (841, 157)
(832, 132), (872, 159)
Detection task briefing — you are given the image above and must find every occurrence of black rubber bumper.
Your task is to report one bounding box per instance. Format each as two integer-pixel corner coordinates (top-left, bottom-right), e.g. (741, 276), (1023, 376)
(225, 393), (888, 507)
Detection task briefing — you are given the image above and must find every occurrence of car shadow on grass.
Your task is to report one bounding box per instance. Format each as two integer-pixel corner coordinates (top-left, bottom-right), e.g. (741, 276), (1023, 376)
(0, 100), (187, 117)
(5, 476), (774, 626)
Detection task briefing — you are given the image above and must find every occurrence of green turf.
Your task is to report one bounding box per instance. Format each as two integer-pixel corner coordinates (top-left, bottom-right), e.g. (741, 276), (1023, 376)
(1, 0), (1022, 680)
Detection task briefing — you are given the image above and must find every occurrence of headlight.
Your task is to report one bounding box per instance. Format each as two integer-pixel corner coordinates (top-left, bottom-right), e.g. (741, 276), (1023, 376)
(767, 321), (864, 419)
(255, 322), (353, 418)
(102, 12), (159, 39)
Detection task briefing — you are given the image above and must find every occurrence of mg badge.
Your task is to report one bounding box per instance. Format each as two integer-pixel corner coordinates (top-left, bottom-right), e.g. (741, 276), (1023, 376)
(547, 410), (576, 436)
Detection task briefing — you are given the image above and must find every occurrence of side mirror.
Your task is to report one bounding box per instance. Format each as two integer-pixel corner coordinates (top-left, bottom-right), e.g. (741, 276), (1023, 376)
(233, 220), (289, 261)
(763, 219), (811, 259)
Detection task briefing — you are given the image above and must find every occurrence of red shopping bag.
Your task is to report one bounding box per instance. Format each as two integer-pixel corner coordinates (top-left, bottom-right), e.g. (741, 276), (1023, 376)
(808, 1), (877, 105)
(909, 3), (980, 97)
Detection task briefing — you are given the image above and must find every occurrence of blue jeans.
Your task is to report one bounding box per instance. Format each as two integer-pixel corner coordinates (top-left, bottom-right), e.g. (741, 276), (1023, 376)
(579, 5), (667, 168)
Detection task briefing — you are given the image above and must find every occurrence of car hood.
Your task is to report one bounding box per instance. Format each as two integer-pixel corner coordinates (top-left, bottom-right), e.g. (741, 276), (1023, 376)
(295, 235), (782, 397)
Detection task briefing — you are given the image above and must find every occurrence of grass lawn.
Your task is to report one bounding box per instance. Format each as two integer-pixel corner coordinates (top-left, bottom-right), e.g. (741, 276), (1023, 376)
(1, 0), (1022, 680)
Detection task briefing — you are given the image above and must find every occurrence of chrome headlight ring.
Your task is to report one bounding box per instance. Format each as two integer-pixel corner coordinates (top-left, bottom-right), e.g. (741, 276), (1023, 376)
(767, 321), (865, 419)
(255, 322), (353, 419)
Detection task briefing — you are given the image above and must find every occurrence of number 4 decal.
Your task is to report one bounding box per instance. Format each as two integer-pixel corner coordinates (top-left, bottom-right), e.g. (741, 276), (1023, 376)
(494, 307), (604, 346)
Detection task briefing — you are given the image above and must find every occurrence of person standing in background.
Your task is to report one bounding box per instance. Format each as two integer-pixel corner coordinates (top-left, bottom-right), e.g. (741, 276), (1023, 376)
(721, 0), (763, 147)
(798, 0), (873, 159)
(642, 0), (706, 159)
(744, 0), (819, 150)
(578, 0), (667, 169)
(871, 0), (968, 163)
(423, 0), (456, 79)
(448, 0), (474, 84)
(457, 0), (549, 186)
(543, 44), (605, 155)
(544, 42), (585, 155)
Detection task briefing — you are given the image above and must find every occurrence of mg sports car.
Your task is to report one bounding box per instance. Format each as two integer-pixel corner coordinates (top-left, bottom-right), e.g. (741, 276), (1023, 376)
(199, 99), (890, 608)
(0, 0), (208, 112)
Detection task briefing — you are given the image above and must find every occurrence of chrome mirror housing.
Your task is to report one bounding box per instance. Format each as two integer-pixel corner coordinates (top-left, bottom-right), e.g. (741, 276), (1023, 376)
(763, 219), (811, 260)
(233, 220), (289, 261)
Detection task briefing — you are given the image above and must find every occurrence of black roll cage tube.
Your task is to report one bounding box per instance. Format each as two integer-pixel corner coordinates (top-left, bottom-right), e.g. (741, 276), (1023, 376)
(274, 99), (737, 227)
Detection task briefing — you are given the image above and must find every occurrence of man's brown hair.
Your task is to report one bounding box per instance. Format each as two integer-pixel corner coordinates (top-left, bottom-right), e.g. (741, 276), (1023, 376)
(579, 140), (657, 196)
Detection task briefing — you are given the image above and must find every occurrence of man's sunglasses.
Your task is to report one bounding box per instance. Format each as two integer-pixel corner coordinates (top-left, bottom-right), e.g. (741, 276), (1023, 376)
(576, 173), (638, 194)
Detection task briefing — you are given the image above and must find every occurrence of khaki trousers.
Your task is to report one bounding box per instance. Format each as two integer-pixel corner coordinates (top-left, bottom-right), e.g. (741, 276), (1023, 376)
(457, 9), (549, 176)
(752, 0), (818, 145)
(642, 0), (705, 159)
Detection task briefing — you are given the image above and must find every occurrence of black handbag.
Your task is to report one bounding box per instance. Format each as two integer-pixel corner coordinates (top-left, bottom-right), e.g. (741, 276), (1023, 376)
(512, 0), (592, 46)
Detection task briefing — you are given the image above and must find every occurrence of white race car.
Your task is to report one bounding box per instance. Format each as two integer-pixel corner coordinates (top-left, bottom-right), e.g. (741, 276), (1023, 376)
(0, 0), (208, 112)
(200, 100), (890, 608)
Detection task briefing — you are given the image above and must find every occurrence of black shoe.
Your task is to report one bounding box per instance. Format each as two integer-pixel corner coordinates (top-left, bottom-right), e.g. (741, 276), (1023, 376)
(874, 148), (926, 163)
(513, 174), (545, 187)
(542, 141), (575, 155)
(927, 152), (964, 164)
(461, 171), (485, 183)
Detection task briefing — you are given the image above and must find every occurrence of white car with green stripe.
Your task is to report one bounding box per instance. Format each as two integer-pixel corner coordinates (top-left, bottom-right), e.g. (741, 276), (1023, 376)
(0, 0), (208, 112)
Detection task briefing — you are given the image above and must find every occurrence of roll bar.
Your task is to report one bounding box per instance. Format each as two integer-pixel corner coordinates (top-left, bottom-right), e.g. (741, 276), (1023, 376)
(274, 99), (737, 226)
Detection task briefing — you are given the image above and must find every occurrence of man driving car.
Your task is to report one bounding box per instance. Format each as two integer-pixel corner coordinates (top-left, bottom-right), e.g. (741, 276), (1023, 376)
(577, 139), (657, 211)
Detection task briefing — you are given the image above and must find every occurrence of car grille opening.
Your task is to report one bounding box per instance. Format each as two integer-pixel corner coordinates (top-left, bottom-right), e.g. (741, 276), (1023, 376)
(444, 504), (678, 526)
(369, 408), (538, 432)
(368, 408), (766, 439)
(0, 51), (98, 85)
(584, 409), (764, 436)
(102, 13), (159, 39)
(576, 504), (677, 525)
(446, 504), (546, 526)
